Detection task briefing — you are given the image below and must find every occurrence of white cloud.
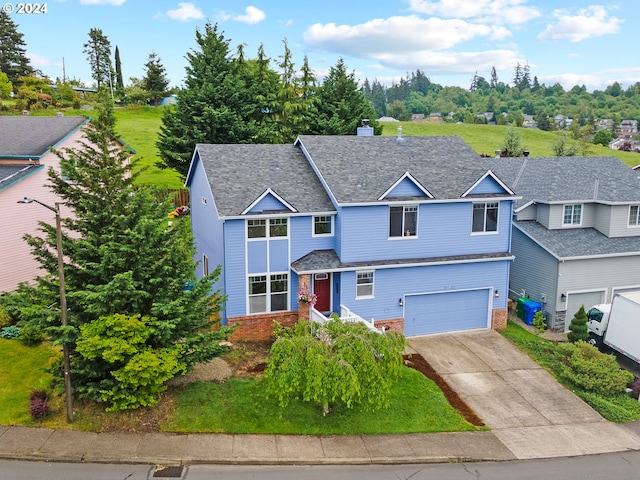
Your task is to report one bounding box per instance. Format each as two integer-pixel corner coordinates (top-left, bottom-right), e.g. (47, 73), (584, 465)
(406, 0), (541, 25)
(79, 0), (126, 5)
(234, 6), (266, 25)
(165, 2), (204, 21)
(304, 15), (504, 56)
(537, 5), (623, 43)
(27, 52), (58, 67)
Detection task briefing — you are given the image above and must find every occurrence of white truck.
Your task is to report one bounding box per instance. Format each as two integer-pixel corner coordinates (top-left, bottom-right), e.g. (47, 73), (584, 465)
(587, 292), (640, 364)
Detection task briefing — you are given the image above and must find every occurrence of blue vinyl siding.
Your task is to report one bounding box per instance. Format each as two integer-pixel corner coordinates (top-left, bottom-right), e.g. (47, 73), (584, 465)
(247, 241), (268, 273)
(340, 260), (509, 323)
(188, 156), (225, 293)
(223, 220), (247, 318)
(290, 216), (336, 263)
(387, 177), (426, 197)
(269, 239), (289, 271)
(340, 202), (511, 262)
(247, 193), (289, 213)
(470, 175), (508, 195)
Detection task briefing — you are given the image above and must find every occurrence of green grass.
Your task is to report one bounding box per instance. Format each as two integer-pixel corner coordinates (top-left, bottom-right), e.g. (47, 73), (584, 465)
(500, 320), (640, 423)
(382, 121), (640, 168)
(0, 339), (58, 425)
(163, 367), (481, 434)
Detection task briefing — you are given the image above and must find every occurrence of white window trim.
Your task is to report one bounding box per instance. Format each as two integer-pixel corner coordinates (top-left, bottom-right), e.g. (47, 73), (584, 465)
(312, 215), (335, 237)
(629, 205), (640, 228)
(388, 205), (419, 239)
(562, 203), (583, 227)
(471, 202), (499, 235)
(355, 270), (375, 299)
(247, 272), (290, 314)
(246, 217), (289, 240)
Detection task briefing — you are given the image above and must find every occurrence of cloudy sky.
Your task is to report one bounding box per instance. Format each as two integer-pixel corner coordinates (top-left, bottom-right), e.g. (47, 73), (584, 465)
(9, 0), (639, 92)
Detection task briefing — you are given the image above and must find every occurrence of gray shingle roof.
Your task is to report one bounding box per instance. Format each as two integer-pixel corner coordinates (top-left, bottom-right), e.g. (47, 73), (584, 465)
(0, 164), (41, 190)
(515, 220), (640, 259)
(0, 116), (86, 158)
(296, 135), (498, 203)
(486, 156), (640, 209)
(194, 143), (336, 217)
(291, 248), (513, 273)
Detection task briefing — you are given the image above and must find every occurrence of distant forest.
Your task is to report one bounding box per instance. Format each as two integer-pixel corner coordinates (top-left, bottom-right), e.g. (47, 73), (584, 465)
(361, 65), (640, 130)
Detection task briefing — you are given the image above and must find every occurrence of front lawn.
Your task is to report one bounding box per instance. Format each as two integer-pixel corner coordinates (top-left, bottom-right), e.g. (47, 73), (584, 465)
(500, 320), (640, 423)
(163, 366), (481, 434)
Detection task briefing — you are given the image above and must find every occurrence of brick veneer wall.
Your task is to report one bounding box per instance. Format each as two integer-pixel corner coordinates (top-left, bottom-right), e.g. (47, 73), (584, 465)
(491, 307), (508, 330)
(373, 318), (404, 334)
(228, 311), (299, 342)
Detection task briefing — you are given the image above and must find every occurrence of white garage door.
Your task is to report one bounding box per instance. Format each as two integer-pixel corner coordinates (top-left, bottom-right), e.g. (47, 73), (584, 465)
(404, 289), (490, 336)
(565, 291), (605, 331)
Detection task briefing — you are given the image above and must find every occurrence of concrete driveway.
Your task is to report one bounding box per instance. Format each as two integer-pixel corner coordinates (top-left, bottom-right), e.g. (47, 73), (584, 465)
(407, 329), (640, 459)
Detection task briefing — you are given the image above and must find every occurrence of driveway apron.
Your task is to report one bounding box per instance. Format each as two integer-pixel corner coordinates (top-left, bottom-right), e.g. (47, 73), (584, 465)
(407, 329), (640, 459)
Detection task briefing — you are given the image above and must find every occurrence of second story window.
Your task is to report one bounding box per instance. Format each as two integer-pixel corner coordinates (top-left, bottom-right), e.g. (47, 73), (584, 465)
(563, 204), (582, 226)
(313, 215), (333, 236)
(629, 205), (640, 227)
(472, 202), (498, 233)
(389, 205), (418, 237)
(247, 218), (288, 239)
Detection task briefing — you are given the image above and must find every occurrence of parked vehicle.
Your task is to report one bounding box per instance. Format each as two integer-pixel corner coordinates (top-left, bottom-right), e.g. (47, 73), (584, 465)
(587, 292), (640, 364)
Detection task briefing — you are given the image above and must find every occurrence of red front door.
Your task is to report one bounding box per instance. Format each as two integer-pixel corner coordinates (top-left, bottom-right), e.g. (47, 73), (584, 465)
(313, 273), (331, 312)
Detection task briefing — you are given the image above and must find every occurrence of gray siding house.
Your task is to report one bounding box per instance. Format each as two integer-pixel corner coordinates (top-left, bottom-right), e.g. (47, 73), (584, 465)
(487, 156), (640, 331)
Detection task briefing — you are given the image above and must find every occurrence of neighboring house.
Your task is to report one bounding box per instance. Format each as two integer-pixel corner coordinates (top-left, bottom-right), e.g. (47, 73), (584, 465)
(0, 115), (87, 292)
(429, 112), (443, 122)
(487, 156), (640, 331)
(411, 113), (425, 122)
(186, 131), (518, 341)
(619, 120), (638, 139)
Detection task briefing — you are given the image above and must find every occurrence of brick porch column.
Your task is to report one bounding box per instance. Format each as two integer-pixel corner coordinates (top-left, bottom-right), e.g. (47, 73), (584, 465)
(298, 273), (311, 320)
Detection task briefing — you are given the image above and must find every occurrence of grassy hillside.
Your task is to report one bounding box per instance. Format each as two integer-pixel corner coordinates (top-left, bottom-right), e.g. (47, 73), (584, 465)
(381, 121), (640, 168)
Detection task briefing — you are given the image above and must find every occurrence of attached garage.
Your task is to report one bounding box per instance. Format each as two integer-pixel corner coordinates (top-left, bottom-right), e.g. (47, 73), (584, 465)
(565, 290), (605, 330)
(404, 288), (491, 336)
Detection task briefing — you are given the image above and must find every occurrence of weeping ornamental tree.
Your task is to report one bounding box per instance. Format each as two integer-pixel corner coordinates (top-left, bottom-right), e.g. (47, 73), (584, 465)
(22, 90), (233, 410)
(264, 319), (405, 415)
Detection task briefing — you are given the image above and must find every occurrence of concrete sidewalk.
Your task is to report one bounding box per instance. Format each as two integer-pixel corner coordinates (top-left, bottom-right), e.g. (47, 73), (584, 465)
(1, 330), (640, 465)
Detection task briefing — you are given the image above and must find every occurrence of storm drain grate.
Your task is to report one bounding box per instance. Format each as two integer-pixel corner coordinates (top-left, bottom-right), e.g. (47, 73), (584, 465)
(152, 465), (186, 478)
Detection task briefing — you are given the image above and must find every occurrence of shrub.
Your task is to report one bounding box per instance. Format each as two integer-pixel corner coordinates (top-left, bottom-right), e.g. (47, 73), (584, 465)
(30, 389), (48, 401)
(0, 325), (21, 339)
(631, 377), (640, 400)
(0, 306), (11, 328)
(19, 324), (46, 346)
(556, 341), (634, 396)
(532, 310), (547, 334)
(29, 397), (49, 419)
(567, 305), (589, 342)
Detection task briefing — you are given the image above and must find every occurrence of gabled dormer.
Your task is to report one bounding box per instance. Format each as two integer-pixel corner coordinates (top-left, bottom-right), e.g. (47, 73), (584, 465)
(377, 171), (434, 200)
(241, 188), (298, 215)
(461, 170), (515, 197)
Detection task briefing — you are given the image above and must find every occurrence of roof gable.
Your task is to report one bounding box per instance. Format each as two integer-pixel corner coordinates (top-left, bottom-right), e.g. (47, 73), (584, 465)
(462, 170), (514, 197)
(378, 172), (434, 200)
(242, 188), (297, 215)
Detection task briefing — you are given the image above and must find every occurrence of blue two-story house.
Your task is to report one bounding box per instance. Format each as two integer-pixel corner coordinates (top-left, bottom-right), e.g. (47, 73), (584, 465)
(185, 130), (519, 340)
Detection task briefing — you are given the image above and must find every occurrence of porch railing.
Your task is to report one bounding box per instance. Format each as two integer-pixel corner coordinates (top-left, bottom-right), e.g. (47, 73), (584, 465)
(309, 304), (381, 333)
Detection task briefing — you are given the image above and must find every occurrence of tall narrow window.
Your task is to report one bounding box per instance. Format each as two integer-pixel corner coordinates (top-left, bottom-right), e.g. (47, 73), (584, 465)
(203, 254), (209, 276)
(270, 274), (288, 311)
(389, 205), (418, 237)
(563, 204), (582, 226)
(472, 202), (499, 233)
(356, 271), (374, 298)
(248, 275), (267, 313)
(629, 205), (640, 227)
(248, 274), (288, 313)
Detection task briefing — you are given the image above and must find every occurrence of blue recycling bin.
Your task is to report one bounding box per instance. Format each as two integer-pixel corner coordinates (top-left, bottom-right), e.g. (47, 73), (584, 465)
(523, 300), (542, 326)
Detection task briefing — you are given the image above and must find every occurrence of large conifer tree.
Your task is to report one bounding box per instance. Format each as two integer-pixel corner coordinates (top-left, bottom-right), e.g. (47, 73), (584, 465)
(0, 10), (33, 89)
(157, 22), (266, 176)
(22, 89), (232, 409)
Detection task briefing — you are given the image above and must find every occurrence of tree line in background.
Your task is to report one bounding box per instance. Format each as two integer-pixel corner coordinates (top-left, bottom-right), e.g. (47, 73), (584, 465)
(363, 64), (640, 133)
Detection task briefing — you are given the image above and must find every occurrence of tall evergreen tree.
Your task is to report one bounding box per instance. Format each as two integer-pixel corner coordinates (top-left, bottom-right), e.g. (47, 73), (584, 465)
(83, 28), (114, 91)
(21, 89), (232, 409)
(157, 22), (262, 175)
(114, 45), (125, 99)
(309, 58), (379, 135)
(490, 67), (498, 89)
(0, 10), (34, 90)
(142, 52), (169, 106)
